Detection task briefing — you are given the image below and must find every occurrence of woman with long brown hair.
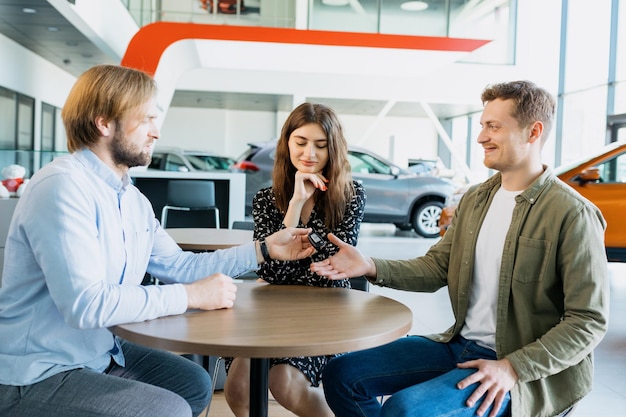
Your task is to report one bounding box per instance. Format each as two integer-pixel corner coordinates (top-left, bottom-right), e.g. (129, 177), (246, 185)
(224, 102), (366, 417)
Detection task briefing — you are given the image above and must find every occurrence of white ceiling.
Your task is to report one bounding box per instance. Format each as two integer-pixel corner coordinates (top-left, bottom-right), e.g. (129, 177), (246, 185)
(0, 0), (116, 76)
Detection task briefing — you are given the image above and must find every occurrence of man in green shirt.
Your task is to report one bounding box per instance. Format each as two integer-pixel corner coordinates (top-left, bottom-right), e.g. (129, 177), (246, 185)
(311, 80), (609, 417)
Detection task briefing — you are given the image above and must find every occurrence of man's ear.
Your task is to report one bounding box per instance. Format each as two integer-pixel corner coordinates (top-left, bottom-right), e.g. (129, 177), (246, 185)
(528, 121), (544, 144)
(95, 116), (113, 137)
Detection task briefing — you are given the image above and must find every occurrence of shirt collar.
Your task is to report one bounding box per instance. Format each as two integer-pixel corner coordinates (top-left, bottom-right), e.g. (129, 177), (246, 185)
(518, 165), (552, 205)
(478, 165), (553, 205)
(74, 148), (132, 194)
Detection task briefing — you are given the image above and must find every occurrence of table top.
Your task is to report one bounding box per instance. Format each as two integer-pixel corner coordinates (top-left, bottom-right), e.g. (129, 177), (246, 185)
(111, 282), (413, 358)
(165, 227), (253, 251)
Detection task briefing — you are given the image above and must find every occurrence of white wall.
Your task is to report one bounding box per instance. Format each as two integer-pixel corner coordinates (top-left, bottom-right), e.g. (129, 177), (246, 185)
(0, 34), (75, 108)
(159, 108), (278, 158)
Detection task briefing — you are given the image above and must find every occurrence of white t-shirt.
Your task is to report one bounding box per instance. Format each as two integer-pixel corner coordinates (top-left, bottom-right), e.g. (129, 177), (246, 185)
(460, 186), (520, 350)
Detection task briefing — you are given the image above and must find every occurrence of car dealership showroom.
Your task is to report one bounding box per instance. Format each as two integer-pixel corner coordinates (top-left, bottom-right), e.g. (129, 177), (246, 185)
(1, 1), (626, 416)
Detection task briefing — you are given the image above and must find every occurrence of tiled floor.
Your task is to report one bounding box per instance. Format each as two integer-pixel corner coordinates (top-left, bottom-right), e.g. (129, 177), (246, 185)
(208, 223), (626, 416)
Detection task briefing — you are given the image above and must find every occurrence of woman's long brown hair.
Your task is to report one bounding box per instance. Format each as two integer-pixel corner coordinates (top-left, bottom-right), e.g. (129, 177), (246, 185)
(272, 103), (354, 230)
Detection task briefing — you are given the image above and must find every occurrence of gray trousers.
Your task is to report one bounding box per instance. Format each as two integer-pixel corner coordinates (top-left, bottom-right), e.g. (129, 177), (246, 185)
(0, 339), (212, 417)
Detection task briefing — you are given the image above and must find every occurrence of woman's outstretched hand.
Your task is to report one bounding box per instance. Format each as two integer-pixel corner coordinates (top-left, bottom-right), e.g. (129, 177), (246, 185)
(310, 233), (377, 279)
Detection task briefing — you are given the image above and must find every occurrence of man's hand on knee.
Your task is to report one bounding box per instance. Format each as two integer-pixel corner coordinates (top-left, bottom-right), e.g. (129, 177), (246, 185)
(456, 358), (518, 417)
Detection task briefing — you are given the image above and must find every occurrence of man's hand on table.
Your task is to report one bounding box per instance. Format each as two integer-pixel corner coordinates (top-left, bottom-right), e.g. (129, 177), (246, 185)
(185, 273), (238, 310)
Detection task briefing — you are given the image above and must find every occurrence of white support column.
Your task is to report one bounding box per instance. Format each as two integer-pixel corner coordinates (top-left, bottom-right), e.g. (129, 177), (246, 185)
(419, 101), (474, 184)
(356, 100), (396, 146)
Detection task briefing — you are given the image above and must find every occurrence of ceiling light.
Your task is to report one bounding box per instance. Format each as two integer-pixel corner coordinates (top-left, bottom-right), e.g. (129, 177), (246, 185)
(322, 0), (349, 6)
(22, 8), (37, 13)
(400, 1), (429, 12)
(47, 27), (59, 32)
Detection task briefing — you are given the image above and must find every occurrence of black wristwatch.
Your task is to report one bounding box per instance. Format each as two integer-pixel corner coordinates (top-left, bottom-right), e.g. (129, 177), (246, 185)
(259, 240), (272, 262)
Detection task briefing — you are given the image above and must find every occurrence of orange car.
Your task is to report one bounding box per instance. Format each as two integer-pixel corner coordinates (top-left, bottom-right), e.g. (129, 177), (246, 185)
(439, 141), (626, 262)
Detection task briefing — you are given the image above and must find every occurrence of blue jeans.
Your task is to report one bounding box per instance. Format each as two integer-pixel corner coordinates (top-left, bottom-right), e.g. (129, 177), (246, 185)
(323, 335), (511, 417)
(0, 339), (211, 417)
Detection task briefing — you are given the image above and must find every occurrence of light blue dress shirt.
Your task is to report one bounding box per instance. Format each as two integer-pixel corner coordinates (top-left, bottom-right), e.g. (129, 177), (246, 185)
(0, 149), (258, 385)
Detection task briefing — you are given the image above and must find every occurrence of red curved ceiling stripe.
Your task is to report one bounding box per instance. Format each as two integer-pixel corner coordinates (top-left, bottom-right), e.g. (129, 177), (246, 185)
(121, 22), (490, 76)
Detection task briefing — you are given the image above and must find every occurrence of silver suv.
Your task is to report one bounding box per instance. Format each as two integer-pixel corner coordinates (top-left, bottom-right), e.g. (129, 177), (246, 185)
(231, 142), (456, 238)
(148, 147), (235, 172)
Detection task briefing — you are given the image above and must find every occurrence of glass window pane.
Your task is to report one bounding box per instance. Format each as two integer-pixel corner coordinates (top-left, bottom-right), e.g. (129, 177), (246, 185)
(17, 95), (34, 151)
(451, 1), (515, 65)
(565, 1), (612, 91)
(41, 103), (55, 151)
(309, 0), (379, 33)
(615, 80), (626, 114)
(379, 0), (449, 36)
(0, 87), (16, 149)
(560, 86), (608, 166)
(41, 102), (56, 167)
(616, 0), (626, 86)
(55, 109), (67, 153)
(16, 95), (34, 176)
(618, 125), (626, 142)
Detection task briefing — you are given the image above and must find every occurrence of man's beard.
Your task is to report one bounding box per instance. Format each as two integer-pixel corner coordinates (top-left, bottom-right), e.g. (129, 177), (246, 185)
(110, 126), (151, 168)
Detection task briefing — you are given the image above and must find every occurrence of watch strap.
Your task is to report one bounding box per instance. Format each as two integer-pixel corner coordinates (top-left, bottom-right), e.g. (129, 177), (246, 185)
(260, 240), (272, 262)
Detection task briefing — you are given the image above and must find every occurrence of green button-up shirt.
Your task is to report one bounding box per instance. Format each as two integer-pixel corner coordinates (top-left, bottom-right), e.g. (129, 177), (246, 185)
(372, 167), (609, 417)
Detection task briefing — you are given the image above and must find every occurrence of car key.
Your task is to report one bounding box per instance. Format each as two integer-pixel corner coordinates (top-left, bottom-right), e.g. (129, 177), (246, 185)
(308, 232), (326, 251)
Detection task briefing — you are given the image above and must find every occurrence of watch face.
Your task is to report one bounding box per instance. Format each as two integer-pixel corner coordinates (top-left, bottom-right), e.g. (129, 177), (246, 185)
(308, 232), (326, 250)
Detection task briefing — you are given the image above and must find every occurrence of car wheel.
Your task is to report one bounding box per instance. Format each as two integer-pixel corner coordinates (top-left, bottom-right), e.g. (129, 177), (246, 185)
(412, 201), (444, 238)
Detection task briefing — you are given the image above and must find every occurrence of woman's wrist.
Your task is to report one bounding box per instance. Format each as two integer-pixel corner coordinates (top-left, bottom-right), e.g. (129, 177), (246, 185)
(288, 198), (306, 212)
(284, 201), (304, 228)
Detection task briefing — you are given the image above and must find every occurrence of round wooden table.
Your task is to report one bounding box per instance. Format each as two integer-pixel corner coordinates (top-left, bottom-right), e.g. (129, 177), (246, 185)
(111, 282), (413, 417)
(165, 227), (253, 251)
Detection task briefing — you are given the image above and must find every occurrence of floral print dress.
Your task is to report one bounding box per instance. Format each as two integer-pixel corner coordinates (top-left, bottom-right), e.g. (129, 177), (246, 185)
(224, 180), (366, 386)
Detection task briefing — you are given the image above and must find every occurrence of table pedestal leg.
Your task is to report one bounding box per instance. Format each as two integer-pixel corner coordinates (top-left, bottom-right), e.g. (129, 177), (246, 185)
(250, 357), (269, 417)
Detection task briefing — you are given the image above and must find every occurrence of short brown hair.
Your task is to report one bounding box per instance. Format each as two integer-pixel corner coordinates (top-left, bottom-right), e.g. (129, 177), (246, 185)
(61, 65), (157, 152)
(481, 80), (556, 142)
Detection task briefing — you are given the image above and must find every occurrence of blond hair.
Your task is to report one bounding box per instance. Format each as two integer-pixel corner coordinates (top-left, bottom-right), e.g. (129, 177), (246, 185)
(61, 65), (157, 152)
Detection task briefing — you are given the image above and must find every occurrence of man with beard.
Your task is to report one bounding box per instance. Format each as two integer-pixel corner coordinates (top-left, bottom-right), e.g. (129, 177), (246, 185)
(0, 65), (316, 417)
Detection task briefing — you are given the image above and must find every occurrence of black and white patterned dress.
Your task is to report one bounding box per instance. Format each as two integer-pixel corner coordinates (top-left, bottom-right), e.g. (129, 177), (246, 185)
(224, 180), (366, 386)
